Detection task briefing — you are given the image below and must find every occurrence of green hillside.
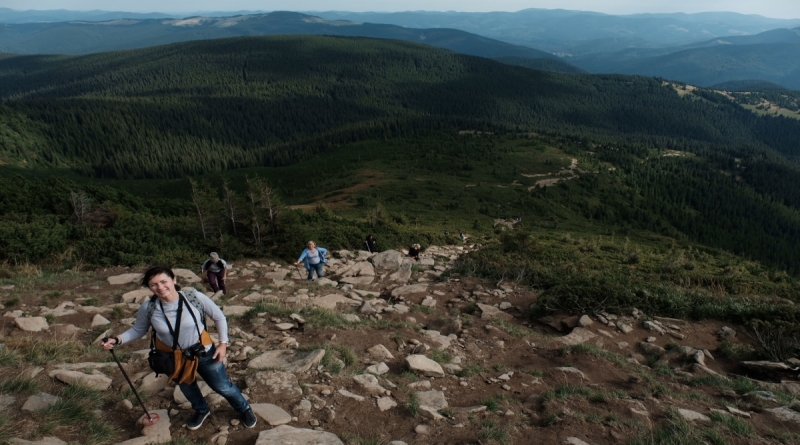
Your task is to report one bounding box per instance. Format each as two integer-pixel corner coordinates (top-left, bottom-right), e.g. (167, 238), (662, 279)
(3, 35), (800, 325)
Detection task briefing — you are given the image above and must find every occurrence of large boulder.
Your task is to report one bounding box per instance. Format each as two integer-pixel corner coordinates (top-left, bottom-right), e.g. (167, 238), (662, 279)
(15, 317), (49, 332)
(107, 273), (143, 285)
(245, 371), (303, 400)
(391, 284), (428, 298)
(248, 349), (326, 373)
(47, 370), (112, 391)
(310, 294), (359, 310)
(256, 425), (344, 445)
(405, 355), (445, 378)
(172, 269), (201, 283)
(369, 250), (405, 270)
(251, 403), (292, 426)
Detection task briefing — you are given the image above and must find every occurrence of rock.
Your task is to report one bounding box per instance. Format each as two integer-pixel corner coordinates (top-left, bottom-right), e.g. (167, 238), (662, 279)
(476, 303), (514, 321)
(15, 317), (49, 332)
(353, 374), (387, 396)
(643, 321), (665, 334)
(452, 405), (487, 414)
(366, 363), (390, 376)
(172, 269), (202, 283)
(122, 288), (152, 304)
(138, 409), (171, 443)
(0, 395), (15, 410)
(408, 381), (432, 390)
(337, 389), (365, 402)
(369, 250), (406, 270)
(248, 349), (326, 373)
(726, 406), (751, 418)
(315, 278), (338, 287)
(578, 315), (593, 327)
(138, 373), (170, 395)
(405, 355), (445, 378)
(391, 284), (428, 298)
(678, 408), (710, 422)
(426, 318), (462, 336)
(377, 397), (397, 412)
(367, 344), (395, 361)
(310, 294), (359, 310)
(245, 371), (303, 400)
(339, 276), (374, 285)
(767, 406), (800, 423)
(357, 301), (377, 315)
(275, 323), (294, 331)
(414, 425), (431, 435)
(556, 327), (597, 346)
(220, 305), (249, 317)
(48, 324), (85, 338)
(565, 438), (593, 445)
(741, 361), (791, 371)
(341, 314), (360, 323)
(255, 425), (344, 445)
(717, 326), (736, 338)
(638, 342), (666, 355)
(416, 390), (448, 419)
(615, 321), (633, 334)
(693, 350), (706, 366)
(21, 393), (60, 411)
(251, 403), (292, 426)
(9, 438), (68, 445)
(556, 367), (586, 380)
(47, 369), (111, 391)
(107, 273), (143, 285)
(91, 314), (111, 327)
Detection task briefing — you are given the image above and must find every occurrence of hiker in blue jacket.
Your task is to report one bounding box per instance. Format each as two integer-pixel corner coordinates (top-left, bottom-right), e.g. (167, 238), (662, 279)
(294, 240), (328, 282)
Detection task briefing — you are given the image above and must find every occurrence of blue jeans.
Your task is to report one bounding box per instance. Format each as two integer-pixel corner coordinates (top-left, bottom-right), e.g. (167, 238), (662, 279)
(178, 345), (249, 415)
(307, 262), (324, 281)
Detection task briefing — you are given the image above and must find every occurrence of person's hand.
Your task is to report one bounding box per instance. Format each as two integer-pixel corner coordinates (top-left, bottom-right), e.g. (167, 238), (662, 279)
(213, 343), (227, 363)
(101, 336), (120, 350)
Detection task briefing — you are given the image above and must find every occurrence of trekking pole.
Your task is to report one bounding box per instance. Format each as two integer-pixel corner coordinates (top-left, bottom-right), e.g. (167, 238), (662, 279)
(294, 263), (304, 280)
(365, 241), (372, 253)
(104, 339), (160, 426)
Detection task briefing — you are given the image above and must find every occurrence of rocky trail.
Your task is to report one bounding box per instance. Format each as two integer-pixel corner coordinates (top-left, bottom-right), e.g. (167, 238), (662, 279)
(1, 245), (799, 445)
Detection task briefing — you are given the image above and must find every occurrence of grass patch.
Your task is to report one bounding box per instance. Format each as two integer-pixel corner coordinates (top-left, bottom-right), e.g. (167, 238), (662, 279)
(478, 419), (510, 445)
(458, 364), (486, 377)
(340, 434), (384, 445)
(426, 349), (452, 364)
(0, 376), (39, 394)
(301, 343), (359, 375)
(244, 301), (292, 319)
(406, 390), (420, 417)
(34, 384), (118, 445)
(0, 347), (22, 367)
(521, 368), (543, 377)
(3, 338), (91, 365)
(709, 411), (753, 437)
(411, 305), (433, 314)
(495, 319), (532, 337)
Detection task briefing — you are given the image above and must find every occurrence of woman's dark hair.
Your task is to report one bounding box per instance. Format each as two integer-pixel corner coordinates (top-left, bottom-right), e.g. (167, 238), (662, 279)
(141, 266), (181, 290)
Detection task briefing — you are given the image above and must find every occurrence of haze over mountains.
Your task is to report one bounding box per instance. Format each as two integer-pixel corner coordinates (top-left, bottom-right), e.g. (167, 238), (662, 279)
(1, 7), (799, 89)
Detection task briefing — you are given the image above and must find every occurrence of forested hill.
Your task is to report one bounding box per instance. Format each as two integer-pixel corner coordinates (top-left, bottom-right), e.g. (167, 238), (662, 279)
(1, 35), (800, 180)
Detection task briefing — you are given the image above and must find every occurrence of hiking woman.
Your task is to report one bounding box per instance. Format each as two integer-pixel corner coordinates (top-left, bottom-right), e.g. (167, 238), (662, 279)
(100, 266), (256, 431)
(295, 240), (328, 281)
(201, 252), (229, 295)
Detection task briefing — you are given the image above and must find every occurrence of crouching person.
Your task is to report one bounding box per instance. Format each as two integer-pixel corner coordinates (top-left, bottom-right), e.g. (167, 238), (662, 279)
(101, 266), (256, 430)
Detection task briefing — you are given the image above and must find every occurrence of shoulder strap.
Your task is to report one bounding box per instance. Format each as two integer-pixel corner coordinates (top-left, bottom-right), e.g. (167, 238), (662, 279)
(182, 290), (207, 329)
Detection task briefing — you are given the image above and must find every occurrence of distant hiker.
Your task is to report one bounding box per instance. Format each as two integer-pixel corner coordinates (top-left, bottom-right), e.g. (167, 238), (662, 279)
(460, 231), (466, 242)
(101, 266), (256, 431)
(408, 243), (421, 261)
(365, 234), (377, 253)
(201, 252), (229, 295)
(295, 241), (328, 282)
(444, 230), (449, 236)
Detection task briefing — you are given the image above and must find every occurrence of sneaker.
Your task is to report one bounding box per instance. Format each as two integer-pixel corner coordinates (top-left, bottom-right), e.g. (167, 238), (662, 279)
(187, 411), (210, 430)
(243, 408), (257, 428)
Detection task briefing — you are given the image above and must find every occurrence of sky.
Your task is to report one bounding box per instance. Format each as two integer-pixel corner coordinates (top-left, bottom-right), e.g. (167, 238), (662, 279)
(2, 1), (800, 19)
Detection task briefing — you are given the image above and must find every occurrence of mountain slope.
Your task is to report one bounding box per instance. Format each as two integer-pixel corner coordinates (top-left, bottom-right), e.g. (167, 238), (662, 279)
(0, 11), (556, 62)
(581, 43), (800, 89)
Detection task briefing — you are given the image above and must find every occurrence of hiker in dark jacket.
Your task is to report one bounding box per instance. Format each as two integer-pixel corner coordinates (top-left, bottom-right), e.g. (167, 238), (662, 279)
(365, 235), (377, 253)
(201, 252), (229, 295)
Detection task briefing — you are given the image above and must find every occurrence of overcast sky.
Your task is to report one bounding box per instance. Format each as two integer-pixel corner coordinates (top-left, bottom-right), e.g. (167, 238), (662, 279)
(2, 1), (800, 19)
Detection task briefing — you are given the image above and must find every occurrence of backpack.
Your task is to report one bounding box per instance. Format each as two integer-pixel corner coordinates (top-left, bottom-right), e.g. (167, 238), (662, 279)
(146, 290), (207, 329)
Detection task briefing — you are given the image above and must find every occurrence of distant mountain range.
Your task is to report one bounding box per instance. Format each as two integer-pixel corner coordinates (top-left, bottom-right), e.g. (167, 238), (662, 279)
(0, 11), (558, 63)
(574, 27), (800, 89)
(2, 8), (800, 89)
(317, 9), (800, 54)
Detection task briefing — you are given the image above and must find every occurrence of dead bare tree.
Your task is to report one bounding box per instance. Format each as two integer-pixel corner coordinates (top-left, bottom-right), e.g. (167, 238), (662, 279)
(246, 176), (283, 244)
(69, 191), (92, 224)
(221, 179), (240, 237)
